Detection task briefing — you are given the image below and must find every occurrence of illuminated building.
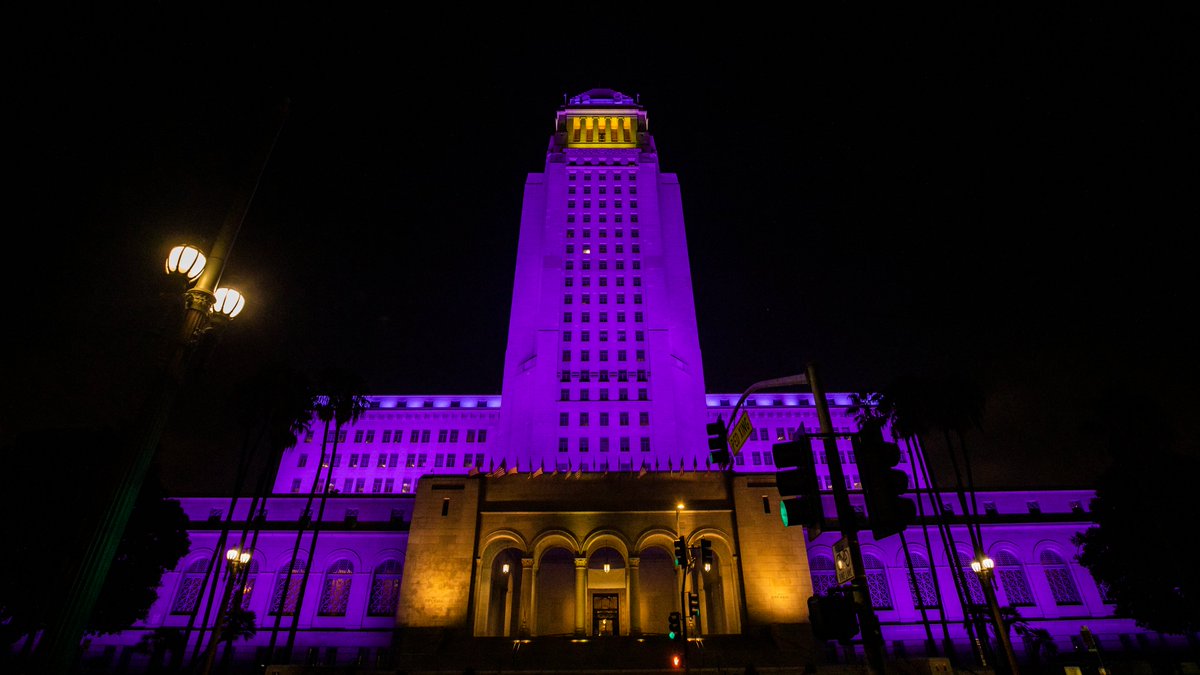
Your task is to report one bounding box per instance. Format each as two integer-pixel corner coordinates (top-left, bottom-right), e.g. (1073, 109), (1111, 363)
(78, 90), (1181, 671)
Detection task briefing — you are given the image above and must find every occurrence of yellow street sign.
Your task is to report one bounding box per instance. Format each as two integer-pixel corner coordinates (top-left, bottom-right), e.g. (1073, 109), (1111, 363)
(729, 412), (753, 455)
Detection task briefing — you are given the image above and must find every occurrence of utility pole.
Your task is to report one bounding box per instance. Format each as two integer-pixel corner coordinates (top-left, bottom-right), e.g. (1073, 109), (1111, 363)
(808, 362), (887, 673)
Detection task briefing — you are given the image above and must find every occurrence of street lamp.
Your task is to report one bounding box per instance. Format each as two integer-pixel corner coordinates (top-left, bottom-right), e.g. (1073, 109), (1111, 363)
(971, 555), (1021, 675)
(198, 548), (254, 675)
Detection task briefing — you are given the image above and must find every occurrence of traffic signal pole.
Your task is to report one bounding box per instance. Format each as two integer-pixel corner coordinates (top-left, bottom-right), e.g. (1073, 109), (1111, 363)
(808, 362), (888, 673)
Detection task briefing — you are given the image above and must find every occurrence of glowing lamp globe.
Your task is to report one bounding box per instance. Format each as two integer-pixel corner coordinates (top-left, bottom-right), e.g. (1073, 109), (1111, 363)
(212, 288), (246, 319)
(226, 548), (240, 561)
(165, 245), (206, 281)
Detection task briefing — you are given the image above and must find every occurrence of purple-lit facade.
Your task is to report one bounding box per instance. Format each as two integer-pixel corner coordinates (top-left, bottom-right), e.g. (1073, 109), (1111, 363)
(78, 90), (1180, 671)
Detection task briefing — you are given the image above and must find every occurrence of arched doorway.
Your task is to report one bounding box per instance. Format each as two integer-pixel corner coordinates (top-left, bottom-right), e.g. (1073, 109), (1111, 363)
(637, 546), (676, 635)
(587, 546), (625, 636)
(699, 548), (729, 633)
(535, 547), (576, 635)
(485, 548), (524, 636)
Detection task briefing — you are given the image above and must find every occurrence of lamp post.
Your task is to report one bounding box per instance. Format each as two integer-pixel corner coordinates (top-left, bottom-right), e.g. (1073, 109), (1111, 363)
(34, 101), (286, 675)
(971, 556), (1021, 675)
(198, 547), (253, 675)
(37, 241), (248, 674)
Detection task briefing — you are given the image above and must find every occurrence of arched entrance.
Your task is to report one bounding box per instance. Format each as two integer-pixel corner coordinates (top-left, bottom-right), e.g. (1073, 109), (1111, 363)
(484, 548), (524, 636)
(699, 548), (729, 633)
(636, 546), (677, 635)
(535, 547), (576, 635)
(587, 546), (625, 636)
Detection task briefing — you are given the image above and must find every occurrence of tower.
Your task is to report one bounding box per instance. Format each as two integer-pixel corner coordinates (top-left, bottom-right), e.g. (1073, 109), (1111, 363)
(496, 89), (708, 473)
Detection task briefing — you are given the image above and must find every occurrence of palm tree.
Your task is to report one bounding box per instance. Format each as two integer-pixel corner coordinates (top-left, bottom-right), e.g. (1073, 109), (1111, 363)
(265, 369), (368, 661)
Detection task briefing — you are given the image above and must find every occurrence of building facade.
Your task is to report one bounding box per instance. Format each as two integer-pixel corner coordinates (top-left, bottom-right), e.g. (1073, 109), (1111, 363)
(78, 90), (1185, 671)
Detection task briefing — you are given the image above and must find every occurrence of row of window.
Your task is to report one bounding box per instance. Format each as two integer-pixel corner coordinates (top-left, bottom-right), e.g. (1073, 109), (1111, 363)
(557, 437), (651, 452)
(295, 450), (489, 473)
(564, 277), (642, 288)
(306, 428), (490, 445)
(565, 259), (641, 271)
(565, 228), (636, 238)
(568, 171), (634, 179)
(565, 243), (643, 256)
(810, 549), (1087, 611)
(560, 369), (648, 382)
(563, 311), (644, 323)
(563, 329), (645, 342)
(560, 411), (650, 426)
(559, 388), (649, 401)
(561, 349), (646, 362)
(566, 214), (636, 224)
(562, 292), (643, 305)
(567, 186), (636, 195)
(566, 200), (637, 210)
(172, 559), (404, 619)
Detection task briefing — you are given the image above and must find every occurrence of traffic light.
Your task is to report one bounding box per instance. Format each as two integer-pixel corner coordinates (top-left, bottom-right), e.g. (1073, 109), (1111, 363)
(853, 424), (917, 540)
(667, 611), (682, 640)
(673, 537), (687, 567)
(773, 437), (823, 538)
(706, 420), (730, 466)
(700, 539), (713, 571)
(808, 590), (859, 642)
(687, 592), (700, 617)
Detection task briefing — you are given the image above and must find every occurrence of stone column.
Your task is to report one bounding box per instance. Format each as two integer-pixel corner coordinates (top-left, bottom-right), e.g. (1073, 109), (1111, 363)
(695, 566), (707, 635)
(519, 557), (534, 637)
(628, 556), (641, 635)
(574, 556), (588, 636)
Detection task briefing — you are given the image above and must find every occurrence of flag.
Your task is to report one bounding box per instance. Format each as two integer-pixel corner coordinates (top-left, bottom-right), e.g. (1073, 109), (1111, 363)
(637, 461), (647, 478)
(468, 466), (479, 476)
(531, 460), (544, 479)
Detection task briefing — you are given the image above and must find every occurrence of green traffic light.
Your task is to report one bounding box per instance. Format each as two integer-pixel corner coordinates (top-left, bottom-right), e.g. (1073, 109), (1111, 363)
(668, 631), (676, 640)
(780, 500), (790, 527)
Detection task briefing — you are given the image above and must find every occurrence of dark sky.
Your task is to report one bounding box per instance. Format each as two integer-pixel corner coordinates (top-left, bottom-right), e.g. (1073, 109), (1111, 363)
(6, 8), (1196, 496)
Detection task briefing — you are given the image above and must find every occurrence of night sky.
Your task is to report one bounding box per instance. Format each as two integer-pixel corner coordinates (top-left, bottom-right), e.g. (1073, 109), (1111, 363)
(7, 8), (1196, 497)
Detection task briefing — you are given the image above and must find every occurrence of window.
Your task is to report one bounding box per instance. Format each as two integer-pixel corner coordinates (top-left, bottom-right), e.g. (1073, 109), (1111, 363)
(640, 437), (650, 452)
(565, 260), (574, 270)
(863, 554), (893, 609)
(420, 430), (430, 443)
(637, 369), (647, 382)
(290, 478), (302, 493)
(559, 412), (569, 426)
(561, 389), (570, 401)
(600, 388), (609, 401)
(581, 350), (590, 362)
(562, 350), (571, 362)
(1041, 550), (1082, 605)
(600, 350), (608, 362)
(372, 478), (383, 493)
(401, 480), (412, 493)
(618, 350), (627, 362)
(364, 430), (375, 443)
(617, 294), (625, 305)
(995, 550), (1036, 606)
(639, 412), (649, 426)
(599, 370), (610, 382)
(620, 437), (630, 452)
(636, 349), (645, 362)
(599, 294), (607, 305)
(360, 453), (370, 468)
(580, 412), (589, 427)
(449, 430), (459, 443)
(268, 559), (306, 615)
(417, 453), (427, 467)
(633, 277), (642, 287)
(907, 553), (938, 609)
(954, 550), (985, 605)
(349, 454), (360, 468)
(355, 478), (365, 493)
(406, 453), (416, 468)
(638, 388), (648, 401)
(318, 560), (355, 616)
(384, 478), (395, 493)
(579, 438), (589, 452)
(298, 453), (308, 468)
(466, 430), (476, 443)
(171, 559), (210, 614)
(559, 438), (569, 452)
(600, 437), (610, 452)
(563, 293), (572, 305)
(377, 454), (388, 468)
(566, 244), (574, 255)
(582, 312), (590, 322)
(354, 430), (364, 443)
(600, 412), (609, 426)
(478, 430), (487, 442)
(634, 294), (642, 305)
(368, 560), (403, 616)
(619, 389), (629, 401)
(382, 430), (392, 443)
(599, 312), (608, 322)
(434, 454), (444, 468)
(635, 311), (644, 322)
(438, 430), (448, 443)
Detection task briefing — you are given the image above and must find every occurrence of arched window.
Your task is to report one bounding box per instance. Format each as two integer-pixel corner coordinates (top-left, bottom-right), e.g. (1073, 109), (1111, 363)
(318, 559), (355, 616)
(862, 554), (892, 609)
(809, 555), (837, 597)
(906, 553), (937, 609)
(171, 559), (210, 615)
(995, 550), (1035, 606)
(236, 558), (261, 609)
(954, 549), (985, 606)
(368, 559), (404, 616)
(269, 559), (307, 615)
(1040, 550), (1081, 605)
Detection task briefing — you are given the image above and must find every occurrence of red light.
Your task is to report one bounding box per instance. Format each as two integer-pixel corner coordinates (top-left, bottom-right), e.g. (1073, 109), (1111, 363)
(672, 654), (681, 668)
